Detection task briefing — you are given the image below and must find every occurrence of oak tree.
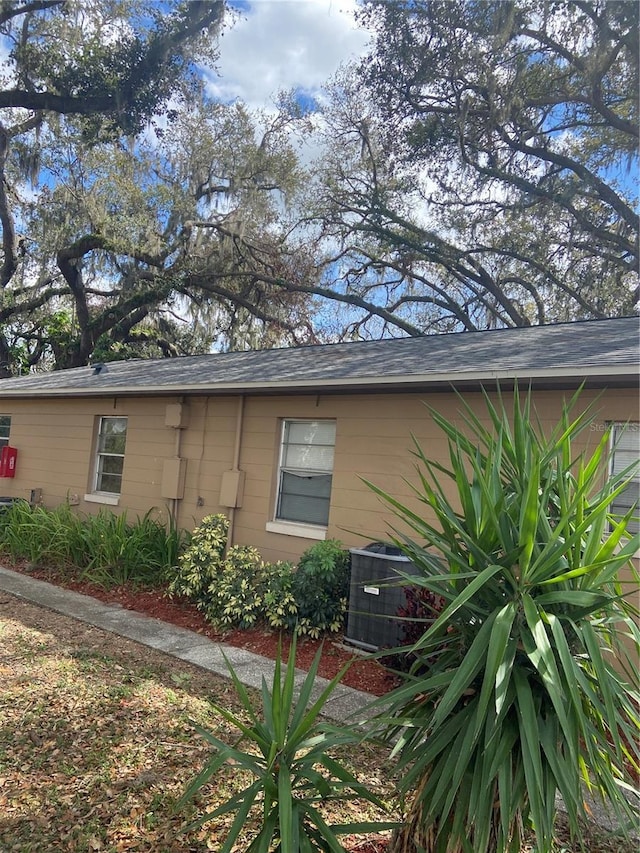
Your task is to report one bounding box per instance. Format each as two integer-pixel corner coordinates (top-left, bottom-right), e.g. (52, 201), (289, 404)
(0, 0), (226, 372)
(312, 0), (638, 335)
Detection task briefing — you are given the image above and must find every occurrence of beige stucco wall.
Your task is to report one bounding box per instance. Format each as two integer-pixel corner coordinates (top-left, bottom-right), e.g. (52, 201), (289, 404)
(0, 385), (637, 567)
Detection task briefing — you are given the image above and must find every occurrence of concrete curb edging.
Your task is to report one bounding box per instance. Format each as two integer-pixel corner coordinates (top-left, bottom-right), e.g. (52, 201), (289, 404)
(0, 564), (376, 724)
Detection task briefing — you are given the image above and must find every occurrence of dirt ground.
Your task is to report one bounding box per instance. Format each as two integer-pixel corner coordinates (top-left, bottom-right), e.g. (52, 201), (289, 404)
(0, 591), (395, 852)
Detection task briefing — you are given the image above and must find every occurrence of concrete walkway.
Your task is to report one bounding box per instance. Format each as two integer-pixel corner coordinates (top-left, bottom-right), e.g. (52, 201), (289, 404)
(0, 564), (377, 724)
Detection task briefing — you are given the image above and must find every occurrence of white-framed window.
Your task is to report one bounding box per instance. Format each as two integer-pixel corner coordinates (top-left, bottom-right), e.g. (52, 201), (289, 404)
(93, 416), (128, 495)
(610, 422), (639, 535)
(274, 420), (336, 528)
(0, 416), (10, 447)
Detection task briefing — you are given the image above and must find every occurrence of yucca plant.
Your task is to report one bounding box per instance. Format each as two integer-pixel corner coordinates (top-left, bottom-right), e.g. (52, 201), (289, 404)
(366, 389), (639, 853)
(177, 635), (397, 851)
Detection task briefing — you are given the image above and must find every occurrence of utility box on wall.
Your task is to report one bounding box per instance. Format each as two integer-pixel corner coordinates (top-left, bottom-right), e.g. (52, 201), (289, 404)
(161, 458), (187, 499)
(164, 403), (189, 429)
(219, 470), (245, 508)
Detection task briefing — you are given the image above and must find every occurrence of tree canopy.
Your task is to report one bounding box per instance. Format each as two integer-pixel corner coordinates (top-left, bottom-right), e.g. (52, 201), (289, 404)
(0, 0), (637, 372)
(310, 0), (638, 334)
(0, 1), (323, 373)
(0, 0), (234, 373)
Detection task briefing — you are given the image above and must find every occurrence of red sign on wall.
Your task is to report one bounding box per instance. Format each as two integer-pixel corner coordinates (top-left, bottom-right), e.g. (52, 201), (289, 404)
(0, 446), (18, 477)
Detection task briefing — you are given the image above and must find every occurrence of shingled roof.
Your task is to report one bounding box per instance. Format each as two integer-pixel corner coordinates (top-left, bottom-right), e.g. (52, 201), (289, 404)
(0, 317), (637, 398)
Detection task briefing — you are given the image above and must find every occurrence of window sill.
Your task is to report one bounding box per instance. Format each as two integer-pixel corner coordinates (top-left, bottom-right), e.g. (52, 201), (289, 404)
(84, 493), (120, 506)
(265, 520), (327, 541)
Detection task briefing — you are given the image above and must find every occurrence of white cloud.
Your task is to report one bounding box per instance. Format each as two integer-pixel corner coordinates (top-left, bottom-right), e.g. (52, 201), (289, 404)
(205, 0), (370, 109)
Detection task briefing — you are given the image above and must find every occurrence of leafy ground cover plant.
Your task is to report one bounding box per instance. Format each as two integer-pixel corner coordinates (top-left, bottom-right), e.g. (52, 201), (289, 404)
(177, 635), (397, 851)
(0, 501), (183, 587)
(366, 389), (640, 853)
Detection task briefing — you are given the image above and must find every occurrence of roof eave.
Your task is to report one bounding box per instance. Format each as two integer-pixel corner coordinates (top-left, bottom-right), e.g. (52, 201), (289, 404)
(0, 364), (637, 399)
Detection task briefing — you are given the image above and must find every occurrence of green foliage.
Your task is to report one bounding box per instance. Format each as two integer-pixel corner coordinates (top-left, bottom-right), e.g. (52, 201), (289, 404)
(167, 514), (229, 602)
(0, 500), (82, 567)
(168, 515), (297, 629)
(0, 501), (186, 587)
(2, 2), (223, 136)
(366, 389), (640, 853)
(203, 549), (298, 631)
(205, 545), (263, 628)
(291, 540), (350, 638)
(170, 519), (348, 636)
(205, 551), (297, 630)
(0, 2), (317, 375)
(260, 560), (298, 630)
(91, 318), (215, 364)
(178, 636), (397, 851)
(78, 509), (187, 588)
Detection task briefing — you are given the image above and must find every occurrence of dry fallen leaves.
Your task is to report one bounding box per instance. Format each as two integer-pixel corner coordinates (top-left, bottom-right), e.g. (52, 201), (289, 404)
(0, 592), (636, 853)
(0, 594), (394, 852)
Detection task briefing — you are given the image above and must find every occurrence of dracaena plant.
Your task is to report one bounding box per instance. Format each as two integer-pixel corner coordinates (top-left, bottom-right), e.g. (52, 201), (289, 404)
(366, 388), (639, 853)
(177, 634), (397, 851)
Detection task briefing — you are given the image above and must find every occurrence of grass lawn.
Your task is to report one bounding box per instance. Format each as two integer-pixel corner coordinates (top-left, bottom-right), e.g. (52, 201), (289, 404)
(1, 591), (636, 852)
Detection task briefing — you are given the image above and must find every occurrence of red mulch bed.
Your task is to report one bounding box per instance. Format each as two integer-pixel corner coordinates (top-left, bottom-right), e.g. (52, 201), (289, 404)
(4, 561), (401, 697)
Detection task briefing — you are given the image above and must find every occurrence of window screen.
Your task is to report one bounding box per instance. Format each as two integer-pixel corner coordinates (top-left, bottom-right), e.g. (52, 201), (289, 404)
(610, 423), (639, 534)
(94, 417), (128, 494)
(276, 420), (335, 527)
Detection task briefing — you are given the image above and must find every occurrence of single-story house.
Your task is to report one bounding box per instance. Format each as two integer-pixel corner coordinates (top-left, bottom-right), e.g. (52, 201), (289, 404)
(0, 317), (637, 564)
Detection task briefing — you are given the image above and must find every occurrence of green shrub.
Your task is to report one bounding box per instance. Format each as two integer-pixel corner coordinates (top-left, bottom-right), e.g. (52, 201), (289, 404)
(290, 539), (350, 637)
(171, 519), (298, 630)
(207, 549), (298, 630)
(261, 561), (298, 629)
(206, 544), (263, 628)
(169, 521), (349, 637)
(177, 636), (397, 851)
(167, 514), (229, 604)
